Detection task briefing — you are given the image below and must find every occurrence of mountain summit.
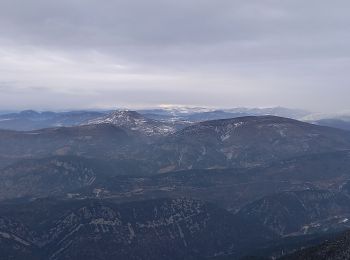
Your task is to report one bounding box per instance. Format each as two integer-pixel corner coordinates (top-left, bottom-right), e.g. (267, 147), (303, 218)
(85, 110), (178, 136)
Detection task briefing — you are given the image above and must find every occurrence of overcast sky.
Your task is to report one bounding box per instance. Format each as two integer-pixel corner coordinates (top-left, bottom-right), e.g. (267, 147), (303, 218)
(0, 0), (349, 112)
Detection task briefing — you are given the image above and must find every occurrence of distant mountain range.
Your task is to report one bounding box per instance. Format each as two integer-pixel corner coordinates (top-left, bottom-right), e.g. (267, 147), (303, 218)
(311, 118), (350, 131)
(1, 115), (350, 172)
(0, 110), (107, 131)
(138, 106), (310, 122)
(2, 107), (350, 135)
(2, 109), (350, 259)
(0, 107), (311, 132)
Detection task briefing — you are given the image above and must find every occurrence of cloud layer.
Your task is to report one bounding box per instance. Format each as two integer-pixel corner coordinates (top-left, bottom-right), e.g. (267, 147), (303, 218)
(0, 0), (349, 111)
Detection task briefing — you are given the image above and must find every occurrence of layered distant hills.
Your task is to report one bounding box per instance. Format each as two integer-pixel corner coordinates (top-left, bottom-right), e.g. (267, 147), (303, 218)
(1, 106), (350, 133)
(0, 107), (310, 131)
(0, 110), (106, 131)
(1, 108), (350, 259)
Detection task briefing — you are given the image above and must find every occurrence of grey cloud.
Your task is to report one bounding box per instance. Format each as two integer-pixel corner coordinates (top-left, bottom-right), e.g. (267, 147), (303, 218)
(0, 0), (349, 111)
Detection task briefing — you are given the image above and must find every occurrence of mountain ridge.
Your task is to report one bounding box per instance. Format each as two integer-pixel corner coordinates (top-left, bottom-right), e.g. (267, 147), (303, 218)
(147, 116), (350, 173)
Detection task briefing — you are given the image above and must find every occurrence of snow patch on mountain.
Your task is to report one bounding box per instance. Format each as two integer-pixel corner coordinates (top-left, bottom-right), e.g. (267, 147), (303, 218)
(85, 110), (177, 136)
